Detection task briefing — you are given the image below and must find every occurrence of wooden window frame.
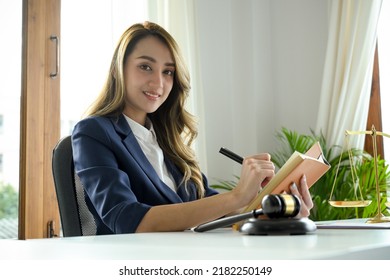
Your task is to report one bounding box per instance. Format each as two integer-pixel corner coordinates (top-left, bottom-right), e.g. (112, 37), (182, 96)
(19, 0), (61, 239)
(365, 42), (384, 158)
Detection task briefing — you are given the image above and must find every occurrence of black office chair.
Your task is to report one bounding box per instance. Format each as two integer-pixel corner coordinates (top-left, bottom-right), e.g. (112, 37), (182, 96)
(52, 135), (96, 237)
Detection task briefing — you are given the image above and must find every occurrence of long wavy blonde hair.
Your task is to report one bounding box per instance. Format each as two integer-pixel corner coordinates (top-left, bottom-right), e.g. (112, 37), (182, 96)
(86, 21), (205, 198)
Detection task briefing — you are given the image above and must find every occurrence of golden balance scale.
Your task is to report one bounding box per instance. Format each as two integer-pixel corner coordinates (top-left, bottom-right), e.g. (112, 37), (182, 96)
(328, 125), (390, 223)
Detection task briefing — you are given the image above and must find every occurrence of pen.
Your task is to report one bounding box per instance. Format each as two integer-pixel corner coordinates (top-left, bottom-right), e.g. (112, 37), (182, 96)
(219, 147), (243, 164)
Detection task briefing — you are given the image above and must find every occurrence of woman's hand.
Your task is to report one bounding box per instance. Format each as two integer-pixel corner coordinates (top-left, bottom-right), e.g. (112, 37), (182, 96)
(233, 153), (275, 207)
(289, 175), (314, 218)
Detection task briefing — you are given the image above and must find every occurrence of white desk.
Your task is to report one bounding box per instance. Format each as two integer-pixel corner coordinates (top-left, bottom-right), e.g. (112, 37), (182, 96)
(1, 224), (390, 260)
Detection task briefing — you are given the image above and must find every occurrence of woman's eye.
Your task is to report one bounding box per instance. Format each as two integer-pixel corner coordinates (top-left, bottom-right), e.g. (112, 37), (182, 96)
(164, 69), (174, 76)
(139, 64), (151, 71)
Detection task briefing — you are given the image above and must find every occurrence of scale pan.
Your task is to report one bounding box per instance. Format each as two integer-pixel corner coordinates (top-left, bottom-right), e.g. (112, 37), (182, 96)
(328, 200), (372, 208)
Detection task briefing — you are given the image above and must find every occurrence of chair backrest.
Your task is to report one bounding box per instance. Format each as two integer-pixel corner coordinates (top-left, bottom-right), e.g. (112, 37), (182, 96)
(52, 136), (96, 237)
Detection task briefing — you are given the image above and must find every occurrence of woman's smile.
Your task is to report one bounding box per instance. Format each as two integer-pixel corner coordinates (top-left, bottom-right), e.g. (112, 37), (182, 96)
(143, 90), (162, 100)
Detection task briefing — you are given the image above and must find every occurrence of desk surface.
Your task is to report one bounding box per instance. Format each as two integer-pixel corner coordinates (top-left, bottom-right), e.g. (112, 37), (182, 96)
(1, 221), (390, 260)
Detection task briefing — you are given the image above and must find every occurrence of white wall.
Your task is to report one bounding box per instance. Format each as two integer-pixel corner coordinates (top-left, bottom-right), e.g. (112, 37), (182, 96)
(194, 0), (328, 183)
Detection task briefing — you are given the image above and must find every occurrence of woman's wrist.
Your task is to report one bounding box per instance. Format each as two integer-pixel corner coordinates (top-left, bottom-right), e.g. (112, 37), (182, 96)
(228, 185), (252, 210)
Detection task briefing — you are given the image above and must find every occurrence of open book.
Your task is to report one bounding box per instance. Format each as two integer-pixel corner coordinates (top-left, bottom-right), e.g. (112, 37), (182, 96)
(242, 141), (331, 213)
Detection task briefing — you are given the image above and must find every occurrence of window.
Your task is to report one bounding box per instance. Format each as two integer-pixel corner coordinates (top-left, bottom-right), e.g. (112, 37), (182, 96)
(378, 1), (390, 159)
(0, 0), (21, 239)
(0, 154), (3, 173)
(365, 2), (390, 160)
(0, 115), (3, 134)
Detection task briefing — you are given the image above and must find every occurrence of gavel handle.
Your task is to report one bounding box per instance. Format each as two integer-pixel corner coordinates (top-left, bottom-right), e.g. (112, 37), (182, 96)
(193, 209), (263, 232)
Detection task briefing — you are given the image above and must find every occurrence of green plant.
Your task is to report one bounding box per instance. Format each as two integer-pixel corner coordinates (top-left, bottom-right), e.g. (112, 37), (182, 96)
(211, 176), (240, 192)
(0, 182), (18, 219)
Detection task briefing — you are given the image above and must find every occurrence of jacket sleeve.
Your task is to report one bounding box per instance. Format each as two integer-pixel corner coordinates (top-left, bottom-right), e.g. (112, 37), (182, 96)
(202, 174), (219, 198)
(72, 117), (151, 234)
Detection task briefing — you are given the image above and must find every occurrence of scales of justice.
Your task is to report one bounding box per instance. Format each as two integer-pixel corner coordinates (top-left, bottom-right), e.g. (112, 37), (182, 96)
(328, 125), (390, 223)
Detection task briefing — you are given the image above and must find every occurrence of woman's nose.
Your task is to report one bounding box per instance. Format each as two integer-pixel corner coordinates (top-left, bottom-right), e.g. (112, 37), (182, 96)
(149, 72), (163, 88)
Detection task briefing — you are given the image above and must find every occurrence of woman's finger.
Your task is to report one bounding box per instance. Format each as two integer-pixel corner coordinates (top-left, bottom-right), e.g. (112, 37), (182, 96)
(298, 175), (313, 209)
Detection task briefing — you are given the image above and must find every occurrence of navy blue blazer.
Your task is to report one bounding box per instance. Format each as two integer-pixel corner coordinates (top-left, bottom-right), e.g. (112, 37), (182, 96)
(72, 114), (218, 234)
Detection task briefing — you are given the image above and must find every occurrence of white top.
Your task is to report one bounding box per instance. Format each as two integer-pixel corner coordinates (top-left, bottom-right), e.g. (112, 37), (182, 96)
(123, 114), (177, 192)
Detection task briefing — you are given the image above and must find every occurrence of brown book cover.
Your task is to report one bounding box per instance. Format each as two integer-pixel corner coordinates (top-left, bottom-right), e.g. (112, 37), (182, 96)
(242, 141), (331, 213)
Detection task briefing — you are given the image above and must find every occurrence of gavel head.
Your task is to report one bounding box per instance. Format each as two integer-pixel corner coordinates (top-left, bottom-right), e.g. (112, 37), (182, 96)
(261, 194), (301, 218)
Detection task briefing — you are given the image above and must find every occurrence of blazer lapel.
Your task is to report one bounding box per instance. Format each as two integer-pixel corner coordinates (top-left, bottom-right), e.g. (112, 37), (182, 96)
(110, 115), (183, 204)
(164, 158), (197, 202)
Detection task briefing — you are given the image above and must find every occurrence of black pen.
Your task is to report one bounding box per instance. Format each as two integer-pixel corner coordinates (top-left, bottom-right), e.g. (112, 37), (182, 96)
(219, 147), (243, 164)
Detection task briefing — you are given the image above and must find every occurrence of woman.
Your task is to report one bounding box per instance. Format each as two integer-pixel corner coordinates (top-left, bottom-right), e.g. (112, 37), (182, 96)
(72, 21), (313, 234)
